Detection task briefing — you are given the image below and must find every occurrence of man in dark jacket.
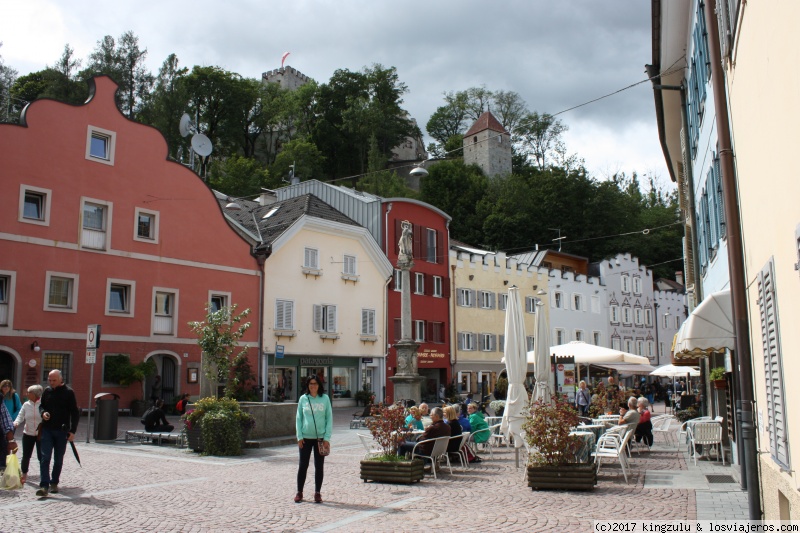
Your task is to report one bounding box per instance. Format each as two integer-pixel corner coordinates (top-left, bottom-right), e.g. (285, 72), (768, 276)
(398, 407), (451, 457)
(36, 369), (79, 497)
(142, 399), (174, 432)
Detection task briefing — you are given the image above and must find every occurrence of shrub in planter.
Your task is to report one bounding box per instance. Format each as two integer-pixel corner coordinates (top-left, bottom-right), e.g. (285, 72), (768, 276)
(362, 401), (422, 483)
(182, 396), (255, 456)
(675, 406), (699, 423)
(489, 400), (506, 416)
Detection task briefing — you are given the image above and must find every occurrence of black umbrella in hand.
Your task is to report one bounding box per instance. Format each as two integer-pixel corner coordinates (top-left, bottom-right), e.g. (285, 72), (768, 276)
(69, 441), (82, 467)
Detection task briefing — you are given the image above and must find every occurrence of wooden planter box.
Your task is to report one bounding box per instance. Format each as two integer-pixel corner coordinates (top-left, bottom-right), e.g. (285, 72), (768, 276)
(527, 463), (597, 491)
(712, 379), (727, 390)
(360, 458), (425, 484)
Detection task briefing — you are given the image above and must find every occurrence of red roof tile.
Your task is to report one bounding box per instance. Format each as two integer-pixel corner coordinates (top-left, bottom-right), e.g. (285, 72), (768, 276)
(464, 111), (509, 136)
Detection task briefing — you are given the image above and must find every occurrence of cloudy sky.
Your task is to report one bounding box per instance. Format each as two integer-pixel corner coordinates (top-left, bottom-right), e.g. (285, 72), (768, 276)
(1, 0), (669, 184)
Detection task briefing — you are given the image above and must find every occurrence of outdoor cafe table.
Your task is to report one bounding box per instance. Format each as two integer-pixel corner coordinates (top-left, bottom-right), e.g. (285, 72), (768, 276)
(576, 424), (606, 443)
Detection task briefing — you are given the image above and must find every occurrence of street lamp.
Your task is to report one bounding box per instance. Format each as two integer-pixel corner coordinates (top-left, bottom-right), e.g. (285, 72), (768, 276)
(226, 201), (264, 243)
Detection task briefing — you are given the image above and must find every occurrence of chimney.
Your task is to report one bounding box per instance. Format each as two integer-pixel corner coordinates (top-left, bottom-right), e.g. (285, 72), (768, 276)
(259, 190), (277, 206)
(675, 271), (684, 286)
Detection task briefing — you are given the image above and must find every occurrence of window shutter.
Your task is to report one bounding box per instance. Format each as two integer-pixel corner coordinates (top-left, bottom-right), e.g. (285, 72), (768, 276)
(361, 309), (374, 335)
(470, 333), (477, 349)
(469, 289), (476, 307)
(714, 154), (725, 228)
(313, 304), (322, 332)
(415, 225), (426, 260)
(490, 334), (497, 351)
(443, 279), (451, 298)
(457, 332), (464, 350)
(436, 230), (443, 264)
(327, 305), (337, 332)
(499, 335), (504, 352)
(489, 292), (496, 310)
(393, 318), (401, 341)
(426, 321), (433, 342)
(758, 259), (789, 469)
(457, 289), (464, 306)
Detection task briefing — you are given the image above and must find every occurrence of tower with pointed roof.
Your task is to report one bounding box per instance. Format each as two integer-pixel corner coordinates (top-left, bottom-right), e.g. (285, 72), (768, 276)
(462, 111), (512, 178)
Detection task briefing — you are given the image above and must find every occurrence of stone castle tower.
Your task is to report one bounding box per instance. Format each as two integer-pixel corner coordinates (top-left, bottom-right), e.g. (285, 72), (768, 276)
(462, 111), (512, 178)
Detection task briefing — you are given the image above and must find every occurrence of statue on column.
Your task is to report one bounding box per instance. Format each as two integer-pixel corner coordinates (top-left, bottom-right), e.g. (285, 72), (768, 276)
(398, 220), (413, 266)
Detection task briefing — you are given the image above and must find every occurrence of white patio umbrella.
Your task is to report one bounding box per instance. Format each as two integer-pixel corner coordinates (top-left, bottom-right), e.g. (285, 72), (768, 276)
(531, 298), (552, 404)
(500, 287), (528, 448)
(650, 364), (700, 377)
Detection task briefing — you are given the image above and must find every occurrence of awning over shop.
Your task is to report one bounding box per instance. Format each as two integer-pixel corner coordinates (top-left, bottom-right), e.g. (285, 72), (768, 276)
(529, 341), (649, 365)
(673, 289), (735, 359)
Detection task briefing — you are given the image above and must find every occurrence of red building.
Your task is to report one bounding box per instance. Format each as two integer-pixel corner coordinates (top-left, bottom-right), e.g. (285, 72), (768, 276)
(384, 199), (451, 402)
(0, 77), (261, 411)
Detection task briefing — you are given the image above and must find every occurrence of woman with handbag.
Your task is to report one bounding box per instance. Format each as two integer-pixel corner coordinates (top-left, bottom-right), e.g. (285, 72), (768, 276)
(13, 384), (43, 485)
(294, 376), (332, 504)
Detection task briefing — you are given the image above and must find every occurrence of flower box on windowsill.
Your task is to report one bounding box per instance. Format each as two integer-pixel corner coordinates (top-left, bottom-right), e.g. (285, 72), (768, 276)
(319, 333), (340, 342)
(274, 330), (296, 338)
(301, 267), (322, 278)
(341, 274), (359, 283)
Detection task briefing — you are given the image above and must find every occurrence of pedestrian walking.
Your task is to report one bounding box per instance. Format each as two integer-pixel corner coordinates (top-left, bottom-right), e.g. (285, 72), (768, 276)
(1, 401), (19, 472)
(13, 384), (43, 485)
(36, 369), (79, 497)
(575, 380), (591, 416)
(294, 376), (331, 504)
(1, 380), (22, 422)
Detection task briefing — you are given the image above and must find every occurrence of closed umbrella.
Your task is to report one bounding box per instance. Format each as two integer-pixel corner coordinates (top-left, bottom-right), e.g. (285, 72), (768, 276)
(500, 287), (528, 448)
(531, 297), (552, 404)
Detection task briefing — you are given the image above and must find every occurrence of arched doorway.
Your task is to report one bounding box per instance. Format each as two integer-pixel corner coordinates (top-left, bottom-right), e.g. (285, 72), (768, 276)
(144, 351), (180, 404)
(0, 349), (21, 388)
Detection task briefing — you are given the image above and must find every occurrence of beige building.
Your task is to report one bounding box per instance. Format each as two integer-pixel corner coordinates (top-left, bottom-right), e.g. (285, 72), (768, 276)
(723, 0), (800, 519)
(450, 243), (547, 396)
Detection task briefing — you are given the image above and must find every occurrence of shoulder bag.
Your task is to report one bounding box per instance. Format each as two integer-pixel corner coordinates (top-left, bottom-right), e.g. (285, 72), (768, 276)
(309, 395), (330, 456)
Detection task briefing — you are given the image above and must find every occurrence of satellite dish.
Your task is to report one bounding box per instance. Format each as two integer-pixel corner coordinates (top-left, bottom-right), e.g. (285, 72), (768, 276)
(191, 133), (213, 157)
(179, 114), (194, 138)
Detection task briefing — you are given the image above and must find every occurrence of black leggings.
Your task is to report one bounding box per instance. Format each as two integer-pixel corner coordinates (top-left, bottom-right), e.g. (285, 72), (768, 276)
(21, 433), (42, 474)
(297, 439), (325, 493)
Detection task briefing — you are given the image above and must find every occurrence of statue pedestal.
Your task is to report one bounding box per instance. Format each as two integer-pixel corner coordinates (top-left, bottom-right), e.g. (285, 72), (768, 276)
(390, 340), (424, 405)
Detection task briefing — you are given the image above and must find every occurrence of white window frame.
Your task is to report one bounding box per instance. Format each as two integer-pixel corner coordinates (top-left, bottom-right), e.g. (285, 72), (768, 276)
(675, 316), (681, 329)
(624, 339), (633, 353)
(19, 184), (52, 226)
(458, 331), (475, 351)
(133, 207), (159, 244)
(479, 290), (495, 309)
(634, 308), (643, 326)
(208, 291), (231, 314)
(663, 314), (669, 328)
(414, 272), (425, 295)
(457, 288), (474, 307)
(313, 304), (337, 333)
(393, 269), (403, 292)
(575, 330), (584, 342)
(553, 291), (563, 309)
(633, 276), (642, 295)
(457, 371), (472, 393)
(80, 197), (113, 251)
(593, 331), (602, 346)
(0, 271), (16, 329)
(415, 320), (426, 342)
(525, 296), (537, 313)
(303, 247), (319, 269)
(526, 335), (535, 351)
(591, 295), (600, 314)
(361, 308), (376, 336)
(44, 271), (79, 314)
(498, 293), (508, 311)
(105, 278), (135, 317)
(480, 333), (496, 352)
(432, 276), (443, 298)
(621, 274), (630, 293)
(636, 340), (644, 355)
(610, 305), (620, 323)
(572, 293), (583, 311)
(343, 254), (357, 276)
(622, 306), (632, 324)
(152, 288), (178, 336)
(555, 328), (565, 345)
(612, 337), (621, 350)
(85, 125), (116, 165)
(275, 299), (295, 330)
(645, 308), (653, 327)
(647, 341), (654, 357)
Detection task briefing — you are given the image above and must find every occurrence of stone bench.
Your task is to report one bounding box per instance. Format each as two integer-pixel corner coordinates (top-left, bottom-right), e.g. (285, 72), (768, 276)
(125, 429), (186, 447)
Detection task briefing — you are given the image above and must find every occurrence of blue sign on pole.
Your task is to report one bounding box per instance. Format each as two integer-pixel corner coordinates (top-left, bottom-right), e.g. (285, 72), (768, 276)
(276, 345), (285, 359)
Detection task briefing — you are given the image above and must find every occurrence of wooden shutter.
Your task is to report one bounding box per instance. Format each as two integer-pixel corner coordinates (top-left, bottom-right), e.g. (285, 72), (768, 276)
(276, 300), (293, 330)
(758, 258), (789, 469)
(361, 309), (374, 335)
(470, 333), (477, 350)
(442, 278), (451, 298)
(457, 332), (464, 350)
(313, 304), (323, 332)
(326, 305), (337, 332)
(468, 289), (476, 307)
(714, 155), (725, 228)
(436, 230), (443, 264)
(456, 288), (464, 306)
(393, 318), (401, 341)
(414, 224), (425, 259)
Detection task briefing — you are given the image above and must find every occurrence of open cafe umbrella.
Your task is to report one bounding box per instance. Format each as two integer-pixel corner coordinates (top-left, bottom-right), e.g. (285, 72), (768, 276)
(531, 294), (552, 405)
(500, 286), (528, 448)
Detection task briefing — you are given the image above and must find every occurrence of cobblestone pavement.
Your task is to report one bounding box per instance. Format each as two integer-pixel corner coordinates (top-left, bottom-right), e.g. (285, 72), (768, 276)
(1, 404), (745, 532)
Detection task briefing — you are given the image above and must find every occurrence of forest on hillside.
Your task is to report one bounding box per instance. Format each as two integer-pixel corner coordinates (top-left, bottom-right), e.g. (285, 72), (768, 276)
(0, 34), (683, 280)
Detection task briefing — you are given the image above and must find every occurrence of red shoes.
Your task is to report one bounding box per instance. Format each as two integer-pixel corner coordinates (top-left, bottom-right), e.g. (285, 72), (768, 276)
(314, 492), (322, 503)
(294, 492), (303, 503)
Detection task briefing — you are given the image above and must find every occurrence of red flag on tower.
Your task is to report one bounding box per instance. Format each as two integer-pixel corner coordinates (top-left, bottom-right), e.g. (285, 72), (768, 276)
(281, 52), (291, 68)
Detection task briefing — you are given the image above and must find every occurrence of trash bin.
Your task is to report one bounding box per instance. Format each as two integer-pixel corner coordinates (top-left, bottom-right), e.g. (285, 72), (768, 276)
(94, 393), (120, 441)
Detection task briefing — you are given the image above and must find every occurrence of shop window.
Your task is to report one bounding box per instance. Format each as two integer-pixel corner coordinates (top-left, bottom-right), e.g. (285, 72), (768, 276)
(332, 367), (356, 398)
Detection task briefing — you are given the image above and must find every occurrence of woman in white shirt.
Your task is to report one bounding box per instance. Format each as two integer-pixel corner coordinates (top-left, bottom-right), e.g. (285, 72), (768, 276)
(13, 384), (43, 485)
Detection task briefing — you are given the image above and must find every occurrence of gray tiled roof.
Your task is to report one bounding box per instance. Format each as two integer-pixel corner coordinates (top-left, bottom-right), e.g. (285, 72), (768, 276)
(215, 191), (361, 247)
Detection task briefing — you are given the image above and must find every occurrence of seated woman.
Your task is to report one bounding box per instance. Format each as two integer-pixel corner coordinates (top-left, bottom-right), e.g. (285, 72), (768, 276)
(142, 399), (174, 433)
(467, 403), (489, 457)
(405, 407), (423, 431)
(457, 406), (471, 433)
(634, 397), (653, 447)
(443, 406), (463, 455)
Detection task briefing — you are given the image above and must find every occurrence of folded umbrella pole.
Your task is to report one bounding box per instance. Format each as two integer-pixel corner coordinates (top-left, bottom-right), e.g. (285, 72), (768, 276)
(70, 441), (82, 467)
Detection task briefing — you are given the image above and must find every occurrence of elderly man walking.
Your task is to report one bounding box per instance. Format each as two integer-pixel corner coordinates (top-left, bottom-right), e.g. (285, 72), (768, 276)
(36, 369), (79, 497)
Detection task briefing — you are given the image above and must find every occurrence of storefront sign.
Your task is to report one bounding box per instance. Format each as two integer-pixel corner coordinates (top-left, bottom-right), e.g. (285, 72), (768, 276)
(362, 358), (373, 363)
(300, 357), (334, 366)
(419, 349), (447, 365)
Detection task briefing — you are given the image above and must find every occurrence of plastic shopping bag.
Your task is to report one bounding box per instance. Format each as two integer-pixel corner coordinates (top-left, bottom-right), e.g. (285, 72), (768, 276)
(1, 453), (23, 490)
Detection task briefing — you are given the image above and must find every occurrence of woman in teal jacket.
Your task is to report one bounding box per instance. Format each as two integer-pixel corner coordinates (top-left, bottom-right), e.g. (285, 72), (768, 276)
(295, 376), (332, 504)
(467, 402), (489, 443)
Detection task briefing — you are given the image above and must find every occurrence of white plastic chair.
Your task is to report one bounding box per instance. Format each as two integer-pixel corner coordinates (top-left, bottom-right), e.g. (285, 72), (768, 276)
(357, 433), (383, 459)
(651, 416), (675, 446)
(593, 427), (634, 484)
(448, 433), (470, 470)
(411, 436), (452, 479)
(468, 427), (494, 460)
(689, 422), (725, 465)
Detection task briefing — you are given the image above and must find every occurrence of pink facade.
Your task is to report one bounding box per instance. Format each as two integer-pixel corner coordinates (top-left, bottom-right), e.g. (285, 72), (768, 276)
(0, 77), (261, 410)
(383, 199), (451, 402)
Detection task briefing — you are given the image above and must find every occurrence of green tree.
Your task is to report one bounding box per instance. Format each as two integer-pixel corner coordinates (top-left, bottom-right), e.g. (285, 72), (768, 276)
(355, 135), (417, 198)
(419, 160), (488, 245)
(269, 138), (325, 186)
(208, 155), (270, 198)
(188, 304), (251, 399)
(138, 53), (189, 161)
(516, 111), (568, 169)
(0, 42), (18, 121)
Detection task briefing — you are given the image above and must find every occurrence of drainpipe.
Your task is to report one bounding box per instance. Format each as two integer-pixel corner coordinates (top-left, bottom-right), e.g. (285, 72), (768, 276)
(450, 263), (457, 384)
(704, 0), (761, 519)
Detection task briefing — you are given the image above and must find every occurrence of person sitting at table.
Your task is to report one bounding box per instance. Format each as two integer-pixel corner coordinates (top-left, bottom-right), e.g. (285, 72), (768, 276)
(457, 406), (471, 433)
(443, 406), (462, 454)
(634, 397), (653, 447)
(418, 403), (432, 428)
(618, 397), (640, 431)
(467, 402), (489, 447)
(405, 407), (423, 430)
(398, 407), (451, 459)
